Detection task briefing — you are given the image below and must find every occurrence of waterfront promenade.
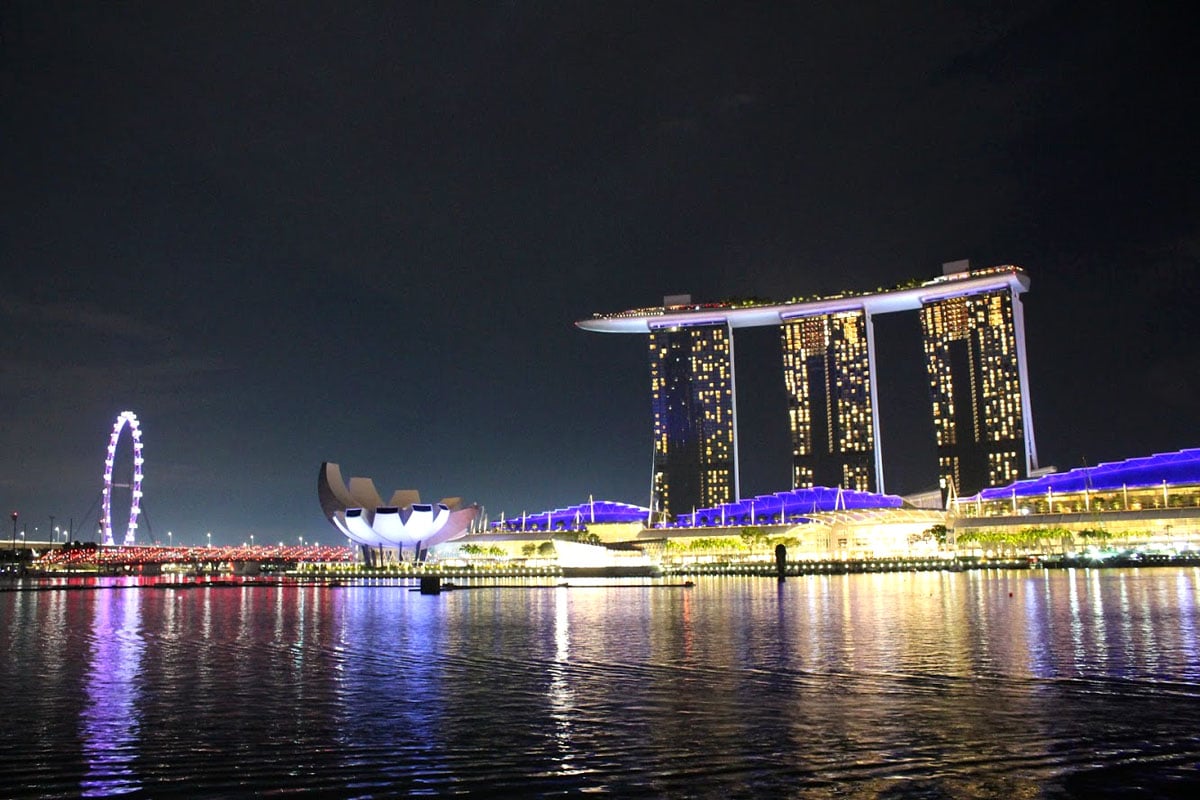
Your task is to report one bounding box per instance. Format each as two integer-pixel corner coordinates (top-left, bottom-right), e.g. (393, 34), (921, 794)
(10, 549), (1200, 590)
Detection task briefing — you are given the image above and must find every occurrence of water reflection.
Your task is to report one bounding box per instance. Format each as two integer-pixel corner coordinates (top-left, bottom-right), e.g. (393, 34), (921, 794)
(80, 586), (144, 796)
(328, 586), (456, 794)
(1090, 568), (1109, 668)
(548, 586), (576, 773)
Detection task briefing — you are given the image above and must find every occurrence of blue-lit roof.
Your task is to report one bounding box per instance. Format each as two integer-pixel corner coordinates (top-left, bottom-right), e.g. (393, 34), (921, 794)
(972, 448), (1200, 501)
(677, 486), (904, 526)
(494, 500), (650, 530)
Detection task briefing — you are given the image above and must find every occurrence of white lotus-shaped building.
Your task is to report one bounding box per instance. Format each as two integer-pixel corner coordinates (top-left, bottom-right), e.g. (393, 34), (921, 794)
(318, 462), (479, 558)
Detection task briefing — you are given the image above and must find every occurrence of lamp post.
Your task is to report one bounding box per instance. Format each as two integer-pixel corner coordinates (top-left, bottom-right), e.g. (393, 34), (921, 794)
(10, 511), (17, 555)
(206, 531), (212, 548)
(168, 531), (173, 549)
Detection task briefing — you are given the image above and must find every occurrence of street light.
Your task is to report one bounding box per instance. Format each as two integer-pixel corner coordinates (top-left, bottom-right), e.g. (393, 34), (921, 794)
(206, 532), (212, 548)
(250, 533), (255, 548)
(10, 511), (18, 554)
(168, 531), (173, 548)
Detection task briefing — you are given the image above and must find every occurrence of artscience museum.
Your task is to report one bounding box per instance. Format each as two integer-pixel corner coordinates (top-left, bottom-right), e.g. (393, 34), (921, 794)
(318, 462), (479, 562)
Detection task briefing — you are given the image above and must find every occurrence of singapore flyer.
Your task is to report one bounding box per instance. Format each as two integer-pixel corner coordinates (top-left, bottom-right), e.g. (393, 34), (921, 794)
(101, 410), (144, 547)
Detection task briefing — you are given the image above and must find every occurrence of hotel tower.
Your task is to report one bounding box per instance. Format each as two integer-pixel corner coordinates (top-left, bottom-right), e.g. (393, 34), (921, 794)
(649, 315), (738, 518)
(780, 309), (880, 493)
(919, 286), (1032, 499)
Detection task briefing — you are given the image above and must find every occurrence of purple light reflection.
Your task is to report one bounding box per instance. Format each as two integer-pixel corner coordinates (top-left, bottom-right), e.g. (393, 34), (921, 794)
(79, 587), (144, 796)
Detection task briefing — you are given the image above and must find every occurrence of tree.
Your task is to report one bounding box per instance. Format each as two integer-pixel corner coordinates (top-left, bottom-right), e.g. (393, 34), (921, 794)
(908, 524), (948, 548)
(522, 543), (537, 557)
(537, 541), (556, 556)
(689, 537), (744, 552)
(740, 527), (769, 549)
(1077, 528), (1111, 541)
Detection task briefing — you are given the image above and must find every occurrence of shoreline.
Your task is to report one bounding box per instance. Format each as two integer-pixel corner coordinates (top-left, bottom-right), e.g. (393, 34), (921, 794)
(5, 552), (1200, 592)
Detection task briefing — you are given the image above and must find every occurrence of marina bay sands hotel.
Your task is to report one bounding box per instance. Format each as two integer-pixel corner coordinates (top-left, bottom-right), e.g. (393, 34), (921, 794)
(577, 261), (1038, 518)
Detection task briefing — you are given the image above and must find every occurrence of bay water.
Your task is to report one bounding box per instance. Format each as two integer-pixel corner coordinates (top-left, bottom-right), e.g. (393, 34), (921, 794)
(3, 568), (1199, 797)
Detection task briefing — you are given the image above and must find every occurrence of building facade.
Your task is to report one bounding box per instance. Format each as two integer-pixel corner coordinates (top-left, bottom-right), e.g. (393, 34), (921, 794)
(780, 310), (880, 491)
(920, 287), (1031, 496)
(649, 321), (738, 518)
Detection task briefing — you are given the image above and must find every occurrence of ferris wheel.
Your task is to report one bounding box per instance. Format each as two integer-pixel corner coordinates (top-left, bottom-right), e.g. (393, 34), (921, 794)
(101, 411), (144, 547)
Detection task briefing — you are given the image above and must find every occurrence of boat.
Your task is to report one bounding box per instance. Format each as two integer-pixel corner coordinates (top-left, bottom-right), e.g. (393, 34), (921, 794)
(552, 539), (662, 578)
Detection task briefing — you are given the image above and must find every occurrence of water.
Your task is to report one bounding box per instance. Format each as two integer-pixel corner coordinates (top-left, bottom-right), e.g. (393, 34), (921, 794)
(3, 569), (1200, 798)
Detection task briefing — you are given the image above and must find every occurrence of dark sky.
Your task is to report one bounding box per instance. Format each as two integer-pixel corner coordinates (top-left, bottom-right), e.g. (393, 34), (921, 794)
(2, 2), (1196, 546)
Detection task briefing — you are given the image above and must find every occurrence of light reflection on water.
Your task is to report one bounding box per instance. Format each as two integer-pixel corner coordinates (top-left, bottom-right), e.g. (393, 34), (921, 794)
(80, 584), (144, 796)
(2, 569), (1200, 797)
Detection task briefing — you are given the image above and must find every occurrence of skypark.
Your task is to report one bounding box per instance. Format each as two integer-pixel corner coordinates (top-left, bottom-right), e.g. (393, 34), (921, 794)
(577, 264), (1028, 333)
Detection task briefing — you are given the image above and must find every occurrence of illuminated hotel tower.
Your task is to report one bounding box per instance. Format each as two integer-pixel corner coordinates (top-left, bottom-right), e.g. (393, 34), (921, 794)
(780, 310), (881, 492)
(920, 284), (1035, 497)
(649, 320), (738, 518)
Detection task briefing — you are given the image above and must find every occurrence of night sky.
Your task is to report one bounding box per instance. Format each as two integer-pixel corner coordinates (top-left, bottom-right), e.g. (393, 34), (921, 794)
(2, 2), (1196, 546)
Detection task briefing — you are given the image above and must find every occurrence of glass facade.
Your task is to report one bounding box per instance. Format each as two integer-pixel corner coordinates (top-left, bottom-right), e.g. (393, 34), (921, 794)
(649, 322), (737, 518)
(780, 311), (877, 491)
(920, 289), (1027, 497)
